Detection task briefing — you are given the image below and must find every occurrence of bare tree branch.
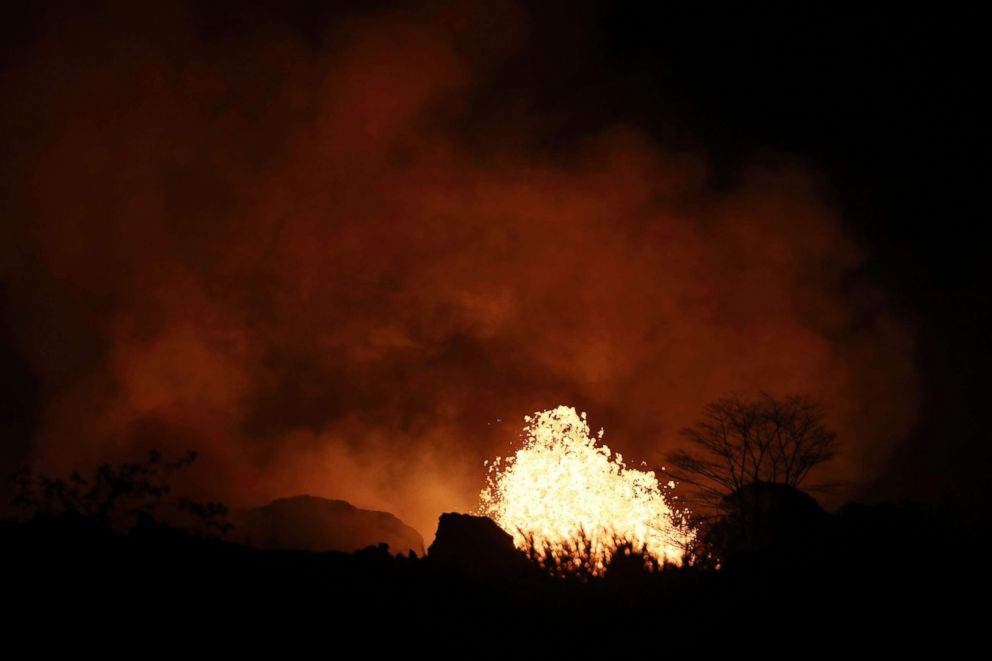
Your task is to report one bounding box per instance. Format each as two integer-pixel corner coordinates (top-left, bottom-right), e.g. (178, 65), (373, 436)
(663, 392), (839, 516)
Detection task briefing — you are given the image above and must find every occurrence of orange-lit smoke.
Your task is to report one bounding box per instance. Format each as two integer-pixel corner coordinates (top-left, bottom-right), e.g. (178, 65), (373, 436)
(0, 3), (920, 542)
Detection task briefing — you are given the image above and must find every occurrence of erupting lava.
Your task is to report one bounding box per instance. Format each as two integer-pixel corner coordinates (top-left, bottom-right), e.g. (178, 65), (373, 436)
(478, 406), (695, 574)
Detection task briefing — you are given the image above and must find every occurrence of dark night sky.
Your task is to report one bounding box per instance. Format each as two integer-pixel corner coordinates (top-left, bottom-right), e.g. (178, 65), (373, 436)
(1, 1), (989, 537)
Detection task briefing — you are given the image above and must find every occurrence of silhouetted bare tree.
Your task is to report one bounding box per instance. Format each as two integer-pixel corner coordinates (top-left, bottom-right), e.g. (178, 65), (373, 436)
(663, 393), (839, 515)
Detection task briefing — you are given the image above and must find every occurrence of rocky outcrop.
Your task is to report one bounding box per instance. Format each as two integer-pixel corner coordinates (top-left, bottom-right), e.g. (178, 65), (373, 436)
(710, 481), (831, 563)
(427, 512), (531, 576)
(233, 495), (424, 556)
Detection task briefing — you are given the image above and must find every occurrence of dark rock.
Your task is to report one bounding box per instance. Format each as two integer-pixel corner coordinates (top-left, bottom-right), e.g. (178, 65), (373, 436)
(233, 495), (424, 556)
(709, 481), (831, 564)
(720, 481), (827, 523)
(427, 512), (530, 576)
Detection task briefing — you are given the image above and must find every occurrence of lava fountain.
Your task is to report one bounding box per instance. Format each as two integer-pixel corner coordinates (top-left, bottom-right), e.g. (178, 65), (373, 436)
(478, 405), (696, 575)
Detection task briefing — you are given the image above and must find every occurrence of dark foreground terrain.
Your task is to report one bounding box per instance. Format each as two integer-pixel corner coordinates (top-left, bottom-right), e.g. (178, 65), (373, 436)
(2, 500), (987, 653)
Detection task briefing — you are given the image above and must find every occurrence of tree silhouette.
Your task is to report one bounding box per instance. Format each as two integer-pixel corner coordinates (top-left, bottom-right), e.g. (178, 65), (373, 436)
(663, 392), (839, 516)
(8, 449), (232, 535)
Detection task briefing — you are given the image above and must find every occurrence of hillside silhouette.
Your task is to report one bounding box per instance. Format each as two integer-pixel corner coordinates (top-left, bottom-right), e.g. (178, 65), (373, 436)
(233, 494), (425, 556)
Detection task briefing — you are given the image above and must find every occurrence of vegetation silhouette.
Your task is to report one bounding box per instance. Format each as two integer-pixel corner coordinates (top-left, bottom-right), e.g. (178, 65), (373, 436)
(662, 392), (840, 565)
(516, 527), (685, 581)
(7, 449), (231, 535)
(665, 392), (839, 507)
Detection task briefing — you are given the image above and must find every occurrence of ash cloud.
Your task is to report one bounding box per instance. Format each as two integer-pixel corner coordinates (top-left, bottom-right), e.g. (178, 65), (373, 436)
(0, 2), (920, 540)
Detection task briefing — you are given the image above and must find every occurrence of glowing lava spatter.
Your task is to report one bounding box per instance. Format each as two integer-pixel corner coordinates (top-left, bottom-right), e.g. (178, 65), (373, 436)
(478, 405), (696, 575)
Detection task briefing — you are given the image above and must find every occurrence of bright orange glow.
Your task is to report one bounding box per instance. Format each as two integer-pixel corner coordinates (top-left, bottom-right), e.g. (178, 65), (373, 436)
(478, 406), (695, 575)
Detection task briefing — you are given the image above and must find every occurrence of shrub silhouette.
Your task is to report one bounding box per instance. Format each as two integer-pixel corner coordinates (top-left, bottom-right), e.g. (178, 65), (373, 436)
(517, 527), (668, 581)
(8, 449), (231, 535)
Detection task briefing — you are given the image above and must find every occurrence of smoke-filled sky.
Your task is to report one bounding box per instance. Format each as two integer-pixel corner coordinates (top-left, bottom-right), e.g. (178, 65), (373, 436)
(1, 2), (988, 539)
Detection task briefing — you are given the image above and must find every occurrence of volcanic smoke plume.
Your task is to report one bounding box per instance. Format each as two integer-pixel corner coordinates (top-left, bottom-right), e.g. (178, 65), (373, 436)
(0, 2), (919, 541)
